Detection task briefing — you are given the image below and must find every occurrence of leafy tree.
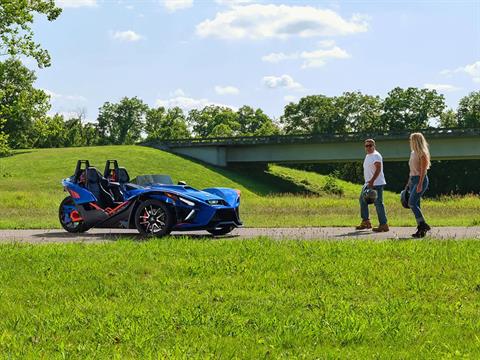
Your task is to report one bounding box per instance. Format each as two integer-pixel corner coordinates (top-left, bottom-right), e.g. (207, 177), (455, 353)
(281, 95), (346, 134)
(457, 91), (480, 128)
(0, 118), (10, 157)
(381, 87), (445, 130)
(237, 105), (280, 136)
(97, 97), (148, 145)
(83, 122), (100, 146)
(0, 58), (50, 148)
(0, 0), (62, 68)
(145, 106), (190, 140)
(64, 117), (85, 147)
(439, 109), (458, 128)
(31, 114), (66, 148)
(188, 106), (239, 137)
(336, 91), (384, 132)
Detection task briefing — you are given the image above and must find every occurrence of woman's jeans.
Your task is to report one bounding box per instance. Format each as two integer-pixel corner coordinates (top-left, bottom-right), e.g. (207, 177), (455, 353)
(409, 175), (429, 224)
(360, 185), (388, 225)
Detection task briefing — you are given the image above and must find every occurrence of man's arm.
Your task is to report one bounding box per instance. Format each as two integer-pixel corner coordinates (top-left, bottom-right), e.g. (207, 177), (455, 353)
(368, 162), (381, 188)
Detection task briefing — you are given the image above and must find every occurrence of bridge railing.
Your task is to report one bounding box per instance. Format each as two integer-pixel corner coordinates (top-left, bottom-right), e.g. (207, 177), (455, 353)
(142, 127), (480, 148)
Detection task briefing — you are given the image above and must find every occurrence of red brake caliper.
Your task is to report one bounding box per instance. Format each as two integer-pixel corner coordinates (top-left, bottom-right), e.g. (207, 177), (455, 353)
(70, 210), (83, 222)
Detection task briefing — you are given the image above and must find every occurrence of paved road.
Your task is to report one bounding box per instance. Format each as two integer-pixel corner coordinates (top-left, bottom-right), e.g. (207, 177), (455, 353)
(0, 227), (479, 243)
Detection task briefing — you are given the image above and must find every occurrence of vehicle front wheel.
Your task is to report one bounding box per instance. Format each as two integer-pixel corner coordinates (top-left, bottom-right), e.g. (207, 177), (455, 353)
(59, 196), (88, 233)
(134, 200), (173, 237)
(207, 226), (235, 236)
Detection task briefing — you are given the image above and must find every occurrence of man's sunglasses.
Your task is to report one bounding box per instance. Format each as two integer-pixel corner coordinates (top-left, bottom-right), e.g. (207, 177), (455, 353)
(364, 144), (374, 148)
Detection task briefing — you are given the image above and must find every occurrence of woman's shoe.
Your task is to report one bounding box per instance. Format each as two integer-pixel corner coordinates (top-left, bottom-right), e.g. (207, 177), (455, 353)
(412, 222), (430, 238)
(412, 228), (426, 238)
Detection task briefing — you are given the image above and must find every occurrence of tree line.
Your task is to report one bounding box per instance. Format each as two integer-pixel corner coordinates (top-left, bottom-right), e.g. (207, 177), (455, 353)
(1, 56), (479, 155)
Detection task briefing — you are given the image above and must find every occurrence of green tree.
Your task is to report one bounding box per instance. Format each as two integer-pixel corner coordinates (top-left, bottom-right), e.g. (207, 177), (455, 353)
(439, 109), (458, 128)
(457, 91), (480, 128)
(97, 97), (148, 145)
(83, 123), (100, 146)
(0, 58), (50, 148)
(336, 91), (384, 132)
(64, 117), (85, 147)
(281, 95), (346, 134)
(381, 87), (445, 130)
(0, 0), (62, 68)
(237, 105), (280, 136)
(0, 118), (10, 157)
(188, 106), (239, 137)
(31, 114), (66, 148)
(145, 106), (190, 140)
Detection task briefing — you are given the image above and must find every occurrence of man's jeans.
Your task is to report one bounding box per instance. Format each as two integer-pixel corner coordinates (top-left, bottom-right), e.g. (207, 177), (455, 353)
(408, 175), (429, 224)
(360, 185), (388, 225)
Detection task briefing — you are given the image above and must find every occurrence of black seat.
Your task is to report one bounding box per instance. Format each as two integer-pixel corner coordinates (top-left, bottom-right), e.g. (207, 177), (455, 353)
(115, 167), (130, 192)
(86, 167), (115, 209)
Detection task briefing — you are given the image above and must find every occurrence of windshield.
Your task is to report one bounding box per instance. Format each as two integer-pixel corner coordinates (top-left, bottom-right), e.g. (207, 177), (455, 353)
(134, 174), (174, 186)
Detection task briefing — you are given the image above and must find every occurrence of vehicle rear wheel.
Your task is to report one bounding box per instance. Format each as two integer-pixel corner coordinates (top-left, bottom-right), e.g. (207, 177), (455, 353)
(207, 226), (235, 236)
(135, 200), (173, 237)
(59, 196), (88, 233)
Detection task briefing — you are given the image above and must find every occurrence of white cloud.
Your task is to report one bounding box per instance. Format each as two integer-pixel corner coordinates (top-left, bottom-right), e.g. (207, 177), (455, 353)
(112, 30), (143, 42)
(441, 61), (480, 83)
(262, 75), (303, 90)
(156, 91), (236, 111)
(261, 52), (297, 63)
(262, 45), (350, 68)
(284, 95), (298, 103)
(318, 39), (336, 47)
(163, 0), (193, 12)
(424, 83), (461, 92)
(196, 4), (368, 39)
(43, 89), (87, 102)
(214, 85), (240, 95)
(57, 0), (97, 8)
(300, 46), (350, 68)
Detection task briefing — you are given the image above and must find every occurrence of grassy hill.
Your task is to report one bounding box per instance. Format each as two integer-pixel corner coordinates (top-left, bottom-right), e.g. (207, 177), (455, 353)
(0, 146), (479, 228)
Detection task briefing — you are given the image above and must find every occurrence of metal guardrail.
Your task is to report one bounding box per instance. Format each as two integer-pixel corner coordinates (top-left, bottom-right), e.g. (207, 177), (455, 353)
(142, 128), (480, 148)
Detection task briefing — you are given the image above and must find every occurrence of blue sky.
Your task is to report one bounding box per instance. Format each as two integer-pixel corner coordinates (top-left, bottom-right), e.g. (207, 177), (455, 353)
(31, 0), (479, 122)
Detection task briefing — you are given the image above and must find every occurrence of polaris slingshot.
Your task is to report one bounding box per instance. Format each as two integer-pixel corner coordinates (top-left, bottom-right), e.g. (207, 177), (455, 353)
(59, 160), (242, 236)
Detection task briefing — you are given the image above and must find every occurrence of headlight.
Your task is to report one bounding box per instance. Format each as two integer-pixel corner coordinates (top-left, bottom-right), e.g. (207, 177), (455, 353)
(179, 197), (195, 206)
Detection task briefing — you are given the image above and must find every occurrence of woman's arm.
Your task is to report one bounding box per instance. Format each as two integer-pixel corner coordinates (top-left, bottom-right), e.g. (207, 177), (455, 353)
(416, 156), (428, 193)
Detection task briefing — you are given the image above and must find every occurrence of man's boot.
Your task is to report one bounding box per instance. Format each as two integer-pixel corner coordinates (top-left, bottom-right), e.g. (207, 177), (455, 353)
(372, 224), (389, 232)
(355, 219), (372, 230)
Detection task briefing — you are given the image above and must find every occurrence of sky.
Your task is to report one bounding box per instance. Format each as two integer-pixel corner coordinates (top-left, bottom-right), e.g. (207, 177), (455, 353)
(30, 0), (480, 122)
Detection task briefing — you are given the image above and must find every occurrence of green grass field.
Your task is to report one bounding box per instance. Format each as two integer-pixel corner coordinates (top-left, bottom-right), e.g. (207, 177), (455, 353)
(0, 146), (479, 228)
(0, 238), (479, 358)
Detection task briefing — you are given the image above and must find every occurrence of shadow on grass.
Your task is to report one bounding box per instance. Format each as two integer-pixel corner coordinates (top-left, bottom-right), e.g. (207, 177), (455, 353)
(32, 231), (239, 241)
(160, 151), (312, 196)
(334, 230), (373, 238)
(11, 150), (34, 156)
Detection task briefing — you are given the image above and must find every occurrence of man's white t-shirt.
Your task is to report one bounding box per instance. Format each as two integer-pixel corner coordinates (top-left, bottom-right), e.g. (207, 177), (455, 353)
(363, 150), (386, 186)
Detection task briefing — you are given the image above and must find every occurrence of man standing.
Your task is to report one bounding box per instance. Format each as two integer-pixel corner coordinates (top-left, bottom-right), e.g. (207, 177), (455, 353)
(356, 139), (389, 232)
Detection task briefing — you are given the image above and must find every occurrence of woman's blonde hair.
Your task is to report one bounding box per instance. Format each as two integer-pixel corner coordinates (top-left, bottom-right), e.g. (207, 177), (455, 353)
(410, 132), (431, 169)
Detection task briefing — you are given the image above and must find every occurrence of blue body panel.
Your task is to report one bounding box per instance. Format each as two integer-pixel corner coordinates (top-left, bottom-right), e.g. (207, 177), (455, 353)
(61, 177), (242, 231)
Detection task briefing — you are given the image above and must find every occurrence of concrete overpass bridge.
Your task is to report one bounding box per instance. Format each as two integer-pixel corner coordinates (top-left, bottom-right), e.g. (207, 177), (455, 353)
(143, 128), (480, 167)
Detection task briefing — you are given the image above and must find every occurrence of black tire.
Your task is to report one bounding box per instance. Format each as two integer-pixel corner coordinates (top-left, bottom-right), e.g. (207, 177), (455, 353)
(207, 226), (235, 236)
(59, 196), (88, 233)
(134, 200), (173, 237)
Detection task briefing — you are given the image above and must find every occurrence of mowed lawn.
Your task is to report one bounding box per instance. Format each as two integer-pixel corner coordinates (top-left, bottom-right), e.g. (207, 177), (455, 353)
(0, 239), (479, 358)
(0, 146), (479, 228)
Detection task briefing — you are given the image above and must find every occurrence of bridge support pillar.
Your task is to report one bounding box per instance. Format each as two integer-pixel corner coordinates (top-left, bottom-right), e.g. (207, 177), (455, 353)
(170, 146), (227, 167)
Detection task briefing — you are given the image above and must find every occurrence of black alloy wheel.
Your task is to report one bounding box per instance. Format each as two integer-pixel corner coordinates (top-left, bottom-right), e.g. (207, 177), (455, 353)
(135, 200), (173, 236)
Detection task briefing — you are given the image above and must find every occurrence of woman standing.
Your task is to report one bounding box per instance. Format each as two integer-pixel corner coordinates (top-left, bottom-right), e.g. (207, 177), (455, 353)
(407, 132), (431, 238)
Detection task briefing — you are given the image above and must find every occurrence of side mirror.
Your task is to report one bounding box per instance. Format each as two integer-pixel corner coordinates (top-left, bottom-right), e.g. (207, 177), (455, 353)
(178, 181), (187, 185)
